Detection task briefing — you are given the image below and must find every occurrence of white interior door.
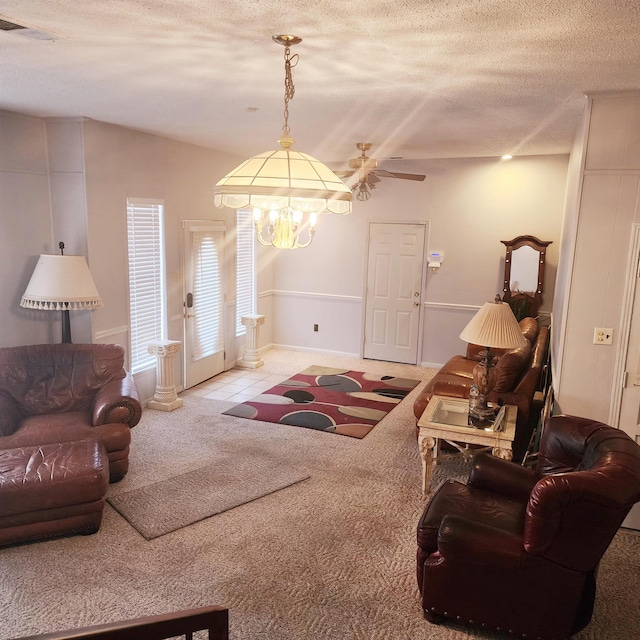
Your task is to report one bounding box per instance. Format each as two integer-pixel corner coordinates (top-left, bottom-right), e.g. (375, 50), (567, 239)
(363, 222), (426, 364)
(183, 220), (225, 389)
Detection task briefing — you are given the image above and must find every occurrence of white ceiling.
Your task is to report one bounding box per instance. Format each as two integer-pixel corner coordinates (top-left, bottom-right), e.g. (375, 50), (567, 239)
(1, 1), (639, 166)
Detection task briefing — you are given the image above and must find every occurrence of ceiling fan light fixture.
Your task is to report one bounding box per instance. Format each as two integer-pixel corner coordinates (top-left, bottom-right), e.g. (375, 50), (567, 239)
(213, 35), (352, 249)
(336, 142), (427, 201)
(356, 182), (372, 201)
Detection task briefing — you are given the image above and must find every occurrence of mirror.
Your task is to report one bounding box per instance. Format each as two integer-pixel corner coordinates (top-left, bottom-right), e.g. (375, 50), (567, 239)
(501, 235), (552, 320)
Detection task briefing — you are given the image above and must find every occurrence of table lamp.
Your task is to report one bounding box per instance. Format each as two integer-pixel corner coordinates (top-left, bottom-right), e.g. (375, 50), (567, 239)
(459, 295), (527, 424)
(20, 242), (103, 343)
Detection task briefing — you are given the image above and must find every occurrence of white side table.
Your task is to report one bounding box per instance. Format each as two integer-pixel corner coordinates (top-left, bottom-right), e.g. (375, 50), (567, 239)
(417, 395), (516, 495)
(147, 340), (183, 411)
(237, 314), (266, 369)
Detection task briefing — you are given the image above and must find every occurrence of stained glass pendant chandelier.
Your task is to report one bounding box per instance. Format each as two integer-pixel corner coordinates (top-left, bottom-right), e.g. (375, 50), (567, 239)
(213, 35), (352, 249)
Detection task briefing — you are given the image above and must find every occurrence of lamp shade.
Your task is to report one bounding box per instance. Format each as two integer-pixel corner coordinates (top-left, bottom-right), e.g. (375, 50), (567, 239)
(20, 254), (103, 310)
(213, 144), (352, 216)
(460, 299), (527, 349)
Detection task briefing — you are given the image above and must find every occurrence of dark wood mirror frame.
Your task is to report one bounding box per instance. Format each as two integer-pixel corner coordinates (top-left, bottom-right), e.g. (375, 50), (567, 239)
(501, 235), (552, 320)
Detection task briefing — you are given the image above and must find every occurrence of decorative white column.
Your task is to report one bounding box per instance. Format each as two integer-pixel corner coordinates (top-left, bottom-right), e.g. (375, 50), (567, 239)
(238, 314), (266, 369)
(147, 340), (184, 411)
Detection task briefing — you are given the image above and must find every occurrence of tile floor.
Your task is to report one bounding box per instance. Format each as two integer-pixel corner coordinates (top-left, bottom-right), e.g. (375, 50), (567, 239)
(180, 367), (291, 404)
(179, 348), (432, 405)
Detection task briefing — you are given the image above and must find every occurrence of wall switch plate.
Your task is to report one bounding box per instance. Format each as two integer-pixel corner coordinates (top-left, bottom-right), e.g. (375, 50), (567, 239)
(593, 327), (614, 345)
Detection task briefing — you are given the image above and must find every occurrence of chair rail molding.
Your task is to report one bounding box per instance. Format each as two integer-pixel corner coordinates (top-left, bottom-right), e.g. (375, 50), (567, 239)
(94, 325), (129, 342)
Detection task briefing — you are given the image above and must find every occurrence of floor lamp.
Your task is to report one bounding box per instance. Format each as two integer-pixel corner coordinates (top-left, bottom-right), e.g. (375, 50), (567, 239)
(20, 243), (103, 343)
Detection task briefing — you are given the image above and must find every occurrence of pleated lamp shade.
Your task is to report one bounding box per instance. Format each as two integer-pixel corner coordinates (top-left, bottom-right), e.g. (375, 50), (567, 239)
(20, 254), (103, 311)
(460, 299), (527, 349)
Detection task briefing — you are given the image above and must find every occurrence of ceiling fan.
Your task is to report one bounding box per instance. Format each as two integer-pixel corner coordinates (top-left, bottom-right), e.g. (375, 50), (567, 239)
(336, 142), (426, 201)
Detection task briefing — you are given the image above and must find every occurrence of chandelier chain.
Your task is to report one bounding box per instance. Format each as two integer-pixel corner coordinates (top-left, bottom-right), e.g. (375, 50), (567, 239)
(282, 46), (298, 135)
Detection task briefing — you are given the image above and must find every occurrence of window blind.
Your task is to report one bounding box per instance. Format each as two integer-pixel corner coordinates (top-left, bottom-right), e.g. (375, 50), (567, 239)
(191, 230), (223, 360)
(236, 209), (256, 336)
(126, 199), (166, 373)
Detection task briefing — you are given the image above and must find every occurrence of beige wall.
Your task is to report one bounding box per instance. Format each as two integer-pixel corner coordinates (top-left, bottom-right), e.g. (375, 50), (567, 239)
(81, 120), (243, 397)
(554, 93), (640, 423)
(1, 109), (569, 385)
(271, 154), (568, 365)
(0, 111), (56, 346)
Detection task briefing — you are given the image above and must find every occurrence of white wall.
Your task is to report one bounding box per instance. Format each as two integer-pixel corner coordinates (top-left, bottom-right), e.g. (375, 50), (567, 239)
(270, 155), (568, 366)
(0, 111), (56, 347)
(1, 110), (569, 385)
(46, 118), (95, 344)
(81, 120), (244, 398)
(554, 93), (640, 422)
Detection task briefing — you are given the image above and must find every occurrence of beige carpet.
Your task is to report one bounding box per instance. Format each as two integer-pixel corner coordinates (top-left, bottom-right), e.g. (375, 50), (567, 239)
(1, 349), (639, 640)
(107, 454), (310, 540)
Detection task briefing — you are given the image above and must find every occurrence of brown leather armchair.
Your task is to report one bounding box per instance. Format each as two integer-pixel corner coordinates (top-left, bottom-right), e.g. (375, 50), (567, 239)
(0, 343), (141, 482)
(416, 415), (640, 640)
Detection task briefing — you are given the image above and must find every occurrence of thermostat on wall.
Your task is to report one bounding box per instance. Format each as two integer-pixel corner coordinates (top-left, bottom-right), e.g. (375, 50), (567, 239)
(428, 251), (444, 271)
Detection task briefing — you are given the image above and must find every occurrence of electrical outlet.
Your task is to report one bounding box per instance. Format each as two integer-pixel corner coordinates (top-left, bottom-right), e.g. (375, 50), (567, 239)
(313, 324), (318, 332)
(593, 327), (613, 345)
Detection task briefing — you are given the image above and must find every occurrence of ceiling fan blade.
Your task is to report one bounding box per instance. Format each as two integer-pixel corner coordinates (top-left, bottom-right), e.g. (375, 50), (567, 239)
(373, 169), (426, 182)
(335, 171), (355, 178)
(367, 173), (381, 185)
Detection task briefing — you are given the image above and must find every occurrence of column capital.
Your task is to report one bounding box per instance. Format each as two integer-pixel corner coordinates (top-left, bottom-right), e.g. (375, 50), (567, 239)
(148, 340), (182, 357)
(241, 314), (266, 328)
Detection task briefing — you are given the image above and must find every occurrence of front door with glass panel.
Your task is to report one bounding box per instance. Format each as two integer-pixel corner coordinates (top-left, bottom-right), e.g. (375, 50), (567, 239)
(183, 220), (225, 389)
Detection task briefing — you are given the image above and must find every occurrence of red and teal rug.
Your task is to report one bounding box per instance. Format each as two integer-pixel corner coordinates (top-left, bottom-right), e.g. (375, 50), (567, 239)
(222, 365), (421, 438)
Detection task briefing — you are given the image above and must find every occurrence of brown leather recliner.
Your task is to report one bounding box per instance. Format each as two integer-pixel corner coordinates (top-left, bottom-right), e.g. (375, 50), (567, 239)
(0, 343), (142, 482)
(416, 415), (640, 640)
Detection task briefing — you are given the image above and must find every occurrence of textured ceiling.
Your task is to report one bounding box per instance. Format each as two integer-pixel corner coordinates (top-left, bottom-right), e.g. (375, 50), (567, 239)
(1, 1), (639, 165)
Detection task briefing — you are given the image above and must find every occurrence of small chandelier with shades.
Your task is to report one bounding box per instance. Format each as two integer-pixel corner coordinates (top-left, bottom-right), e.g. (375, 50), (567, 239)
(213, 35), (352, 249)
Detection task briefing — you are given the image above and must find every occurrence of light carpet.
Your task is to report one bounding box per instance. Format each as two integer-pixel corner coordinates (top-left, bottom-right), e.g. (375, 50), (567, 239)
(107, 454), (310, 540)
(0, 349), (638, 640)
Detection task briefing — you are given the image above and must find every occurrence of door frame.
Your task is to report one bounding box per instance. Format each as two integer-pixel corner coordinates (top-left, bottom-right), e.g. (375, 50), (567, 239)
(360, 220), (429, 364)
(611, 223), (640, 427)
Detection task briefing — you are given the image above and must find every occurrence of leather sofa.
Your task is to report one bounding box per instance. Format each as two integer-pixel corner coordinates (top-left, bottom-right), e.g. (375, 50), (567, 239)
(413, 317), (549, 460)
(416, 415), (640, 639)
(0, 343), (142, 482)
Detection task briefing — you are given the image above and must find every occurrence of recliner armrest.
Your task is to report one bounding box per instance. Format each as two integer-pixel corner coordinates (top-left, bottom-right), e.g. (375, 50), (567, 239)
(437, 514), (525, 568)
(92, 372), (142, 427)
(468, 452), (538, 500)
(0, 392), (21, 437)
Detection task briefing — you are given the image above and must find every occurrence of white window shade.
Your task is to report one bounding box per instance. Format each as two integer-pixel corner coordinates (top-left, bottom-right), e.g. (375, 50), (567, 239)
(236, 209), (256, 336)
(127, 199), (166, 373)
(191, 231), (223, 360)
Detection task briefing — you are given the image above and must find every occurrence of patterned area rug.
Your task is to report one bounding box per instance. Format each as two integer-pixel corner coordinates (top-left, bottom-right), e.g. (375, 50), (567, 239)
(222, 365), (421, 438)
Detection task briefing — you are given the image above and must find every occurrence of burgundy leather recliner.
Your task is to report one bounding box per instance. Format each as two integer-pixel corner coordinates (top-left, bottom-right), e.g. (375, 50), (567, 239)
(416, 415), (640, 640)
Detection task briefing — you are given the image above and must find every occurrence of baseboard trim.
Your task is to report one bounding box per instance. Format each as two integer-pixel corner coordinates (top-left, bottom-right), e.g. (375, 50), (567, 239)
(267, 342), (360, 359)
(421, 361), (444, 369)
